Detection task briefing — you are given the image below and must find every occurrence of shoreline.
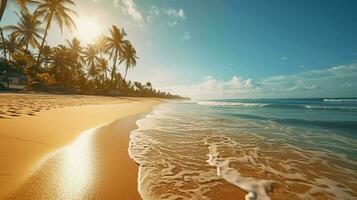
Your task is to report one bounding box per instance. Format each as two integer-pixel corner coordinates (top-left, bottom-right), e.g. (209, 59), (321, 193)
(0, 94), (161, 199)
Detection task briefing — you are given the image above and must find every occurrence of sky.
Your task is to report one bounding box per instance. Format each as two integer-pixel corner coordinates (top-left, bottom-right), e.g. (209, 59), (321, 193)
(2, 0), (357, 99)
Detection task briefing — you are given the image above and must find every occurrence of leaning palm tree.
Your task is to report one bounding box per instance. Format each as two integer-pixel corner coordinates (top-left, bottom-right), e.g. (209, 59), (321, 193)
(120, 41), (138, 81)
(4, 11), (43, 51)
(106, 25), (127, 82)
(0, 0), (38, 23)
(35, 0), (76, 67)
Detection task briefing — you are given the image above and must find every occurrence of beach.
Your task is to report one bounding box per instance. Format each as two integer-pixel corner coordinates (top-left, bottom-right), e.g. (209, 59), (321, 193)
(0, 93), (160, 199)
(1, 94), (356, 200)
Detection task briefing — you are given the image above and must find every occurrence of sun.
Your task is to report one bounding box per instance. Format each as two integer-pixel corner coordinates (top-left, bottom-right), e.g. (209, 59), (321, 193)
(76, 17), (103, 42)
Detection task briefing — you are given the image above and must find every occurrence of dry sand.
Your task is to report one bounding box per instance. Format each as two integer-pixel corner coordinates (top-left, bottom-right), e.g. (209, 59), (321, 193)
(0, 93), (161, 199)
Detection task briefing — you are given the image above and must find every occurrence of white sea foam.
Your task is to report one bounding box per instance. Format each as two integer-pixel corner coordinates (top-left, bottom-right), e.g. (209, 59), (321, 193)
(206, 142), (274, 200)
(323, 98), (357, 102)
(304, 104), (357, 110)
(129, 102), (357, 200)
(196, 101), (267, 107)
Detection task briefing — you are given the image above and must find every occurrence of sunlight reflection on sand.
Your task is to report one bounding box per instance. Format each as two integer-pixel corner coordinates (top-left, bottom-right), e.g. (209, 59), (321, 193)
(8, 126), (101, 199)
(59, 127), (98, 199)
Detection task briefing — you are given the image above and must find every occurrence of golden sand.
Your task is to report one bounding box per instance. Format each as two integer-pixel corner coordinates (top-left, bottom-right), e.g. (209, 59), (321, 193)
(0, 93), (161, 199)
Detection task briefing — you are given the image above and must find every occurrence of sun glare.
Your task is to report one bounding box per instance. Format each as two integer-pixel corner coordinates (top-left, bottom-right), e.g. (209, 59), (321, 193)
(76, 17), (103, 42)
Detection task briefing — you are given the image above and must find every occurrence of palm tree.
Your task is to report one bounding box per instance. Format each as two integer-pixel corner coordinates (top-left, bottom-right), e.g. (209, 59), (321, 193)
(0, 26), (7, 60)
(106, 25), (127, 82)
(120, 41), (138, 81)
(0, 1), (7, 23)
(35, 0), (76, 67)
(4, 11), (43, 51)
(95, 35), (108, 79)
(0, 0), (38, 61)
(95, 34), (107, 58)
(0, 34), (18, 60)
(87, 61), (100, 80)
(41, 45), (51, 68)
(134, 81), (142, 91)
(49, 44), (73, 86)
(97, 57), (108, 80)
(0, 0), (38, 22)
(66, 37), (83, 63)
(146, 82), (152, 89)
(83, 44), (99, 69)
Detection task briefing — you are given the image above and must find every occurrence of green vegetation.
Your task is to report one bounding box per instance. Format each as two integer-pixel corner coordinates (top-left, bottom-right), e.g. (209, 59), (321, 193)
(0, 0), (184, 99)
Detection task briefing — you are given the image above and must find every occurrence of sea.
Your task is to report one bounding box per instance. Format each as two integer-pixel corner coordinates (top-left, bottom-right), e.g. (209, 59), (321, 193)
(129, 98), (357, 200)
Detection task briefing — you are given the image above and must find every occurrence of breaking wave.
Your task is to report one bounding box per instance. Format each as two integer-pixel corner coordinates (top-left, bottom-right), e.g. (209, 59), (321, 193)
(196, 100), (357, 111)
(324, 98), (357, 102)
(196, 101), (266, 107)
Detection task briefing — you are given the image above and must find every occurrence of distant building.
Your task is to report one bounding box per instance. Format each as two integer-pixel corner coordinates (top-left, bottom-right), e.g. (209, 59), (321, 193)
(0, 72), (26, 90)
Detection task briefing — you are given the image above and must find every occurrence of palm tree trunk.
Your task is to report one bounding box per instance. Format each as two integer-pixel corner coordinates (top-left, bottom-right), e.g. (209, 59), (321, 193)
(124, 66), (128, 81)
(101, 52), (108, 80)
(0, 26), (7, 60)
(110, 49), (118, 82)
(25, 41), (29, 52)
(36, 11), (53, 67)
(0, 0), (7, 22)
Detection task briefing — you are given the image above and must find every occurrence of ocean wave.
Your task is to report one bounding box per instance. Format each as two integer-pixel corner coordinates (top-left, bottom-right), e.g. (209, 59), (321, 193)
(197, 101), (357, 111)
(260, 104), (357, 111)
(324, 98), (357, 102)
(129, 102), (357, 200)
(196, 101), (267, 107)
(229, 113), (357, 132)
(303, 105), (357, 111)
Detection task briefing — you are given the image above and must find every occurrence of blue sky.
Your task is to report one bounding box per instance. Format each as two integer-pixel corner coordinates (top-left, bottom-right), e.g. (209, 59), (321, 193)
(2, 0), (357, 99)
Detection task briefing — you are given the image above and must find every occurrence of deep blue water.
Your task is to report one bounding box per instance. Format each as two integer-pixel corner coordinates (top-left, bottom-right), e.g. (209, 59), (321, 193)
(200, 98), (357, 135)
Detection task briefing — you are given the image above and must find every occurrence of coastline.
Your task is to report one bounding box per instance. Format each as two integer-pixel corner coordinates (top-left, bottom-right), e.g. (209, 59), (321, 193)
(0, 93), (161, 199)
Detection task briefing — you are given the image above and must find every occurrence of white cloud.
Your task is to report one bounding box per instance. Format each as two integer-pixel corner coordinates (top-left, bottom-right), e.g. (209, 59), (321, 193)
(146, 6), (160, 22)
(163, 75), (258, 99)
(285, 84), (318, 92)
(117, 0), (143, 24)
(164, 64), (357, 99)
(166, 8), (186, 19)
(146, 6), (186, 27)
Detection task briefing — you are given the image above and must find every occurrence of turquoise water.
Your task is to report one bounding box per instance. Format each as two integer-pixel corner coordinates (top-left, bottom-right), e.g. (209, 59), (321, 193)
(130, 98), (357, 200)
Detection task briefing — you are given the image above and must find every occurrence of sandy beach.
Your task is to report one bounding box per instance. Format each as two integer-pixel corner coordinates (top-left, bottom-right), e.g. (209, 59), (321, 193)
(0, 93), (160, 199)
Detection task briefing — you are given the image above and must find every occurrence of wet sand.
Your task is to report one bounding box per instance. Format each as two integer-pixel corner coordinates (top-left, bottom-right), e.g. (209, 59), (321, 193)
(0, 93), (160, 199)
(5, 116), (144, 200)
